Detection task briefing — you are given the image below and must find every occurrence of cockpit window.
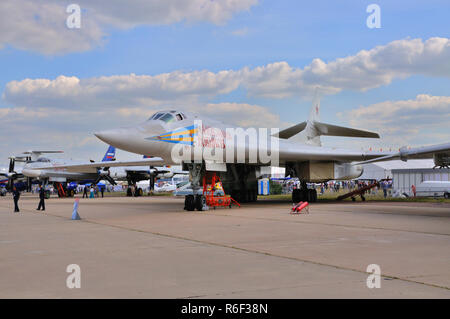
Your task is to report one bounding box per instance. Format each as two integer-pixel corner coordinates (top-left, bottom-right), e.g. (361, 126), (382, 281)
(148, 111), (186, 122)
(159, 113), (176, 123)
(148, 112), (164, 120)
(36, 157), (51, 163)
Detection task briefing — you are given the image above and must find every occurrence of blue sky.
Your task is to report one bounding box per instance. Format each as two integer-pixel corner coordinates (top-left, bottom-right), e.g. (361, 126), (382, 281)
(0, 0), (449, 163)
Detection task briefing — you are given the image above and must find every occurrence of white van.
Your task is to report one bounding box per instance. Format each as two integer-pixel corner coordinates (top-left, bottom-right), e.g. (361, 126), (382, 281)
(415, 181), (450, 198)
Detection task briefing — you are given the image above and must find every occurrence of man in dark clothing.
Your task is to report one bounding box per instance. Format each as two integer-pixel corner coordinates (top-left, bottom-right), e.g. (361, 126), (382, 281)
(100, 186), (104, 198)
(83, 185), (88, 198)
(12, 186), (20, 212)
(37, 185), (45, 211)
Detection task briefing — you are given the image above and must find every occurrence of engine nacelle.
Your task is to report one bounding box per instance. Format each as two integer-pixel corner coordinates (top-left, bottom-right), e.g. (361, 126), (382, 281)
(334, 163), (364, 180)
(434, 153), (450, 168)
(294, 161), (363, 182)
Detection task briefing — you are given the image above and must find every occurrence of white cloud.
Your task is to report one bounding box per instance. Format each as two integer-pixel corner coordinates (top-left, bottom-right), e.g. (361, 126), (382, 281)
(197, 102), (285, 127)
(4, 37), (450, 104)
(86, 0), (258, 27)
(0, 0), (104, 55)
(301, 37), (450, 92)
(339, 94), (450, 147)
(0, 0), (258, 55)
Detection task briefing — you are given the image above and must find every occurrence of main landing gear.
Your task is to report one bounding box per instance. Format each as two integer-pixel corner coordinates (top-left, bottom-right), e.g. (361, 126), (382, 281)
(126, 185), (143, 197)
(184, 162), (204, 211)
(184, 194), (206, 211)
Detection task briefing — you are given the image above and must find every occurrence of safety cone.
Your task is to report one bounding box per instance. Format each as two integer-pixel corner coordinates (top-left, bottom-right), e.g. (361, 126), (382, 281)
(72, 198), (81, 220)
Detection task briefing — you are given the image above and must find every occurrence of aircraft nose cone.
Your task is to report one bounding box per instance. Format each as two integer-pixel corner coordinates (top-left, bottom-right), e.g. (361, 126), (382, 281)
(94, 129), (121, 145)
(94, 127), (143, 153)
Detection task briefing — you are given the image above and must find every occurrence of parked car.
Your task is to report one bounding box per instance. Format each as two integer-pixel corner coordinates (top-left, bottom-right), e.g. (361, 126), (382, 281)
(416, 181), (450, 198)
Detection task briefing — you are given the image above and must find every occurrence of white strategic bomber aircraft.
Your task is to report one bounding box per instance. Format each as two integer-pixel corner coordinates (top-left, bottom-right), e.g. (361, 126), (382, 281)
(39, 99), (450, 210)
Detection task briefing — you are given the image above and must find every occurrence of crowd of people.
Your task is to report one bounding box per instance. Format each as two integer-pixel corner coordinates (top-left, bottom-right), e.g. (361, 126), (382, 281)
(280, 179), (393, 198)
(81, 185), (105, 198)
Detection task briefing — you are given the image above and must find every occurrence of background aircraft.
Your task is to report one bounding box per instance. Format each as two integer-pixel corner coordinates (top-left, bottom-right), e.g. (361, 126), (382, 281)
(8, 145), (186, 197)
(1, 147), (116, 196)
(109, 155), (188, 196)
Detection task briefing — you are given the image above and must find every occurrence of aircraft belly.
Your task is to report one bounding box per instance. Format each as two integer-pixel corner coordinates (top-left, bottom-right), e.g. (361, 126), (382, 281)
(44, 171), (98, 181)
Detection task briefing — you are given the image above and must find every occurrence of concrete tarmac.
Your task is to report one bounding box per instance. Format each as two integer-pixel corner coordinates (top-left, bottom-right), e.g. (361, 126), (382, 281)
(1, 195), (449, 298)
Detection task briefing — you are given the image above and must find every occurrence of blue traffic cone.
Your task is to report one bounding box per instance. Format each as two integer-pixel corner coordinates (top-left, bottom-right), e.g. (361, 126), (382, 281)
(72, 199), (81, 220)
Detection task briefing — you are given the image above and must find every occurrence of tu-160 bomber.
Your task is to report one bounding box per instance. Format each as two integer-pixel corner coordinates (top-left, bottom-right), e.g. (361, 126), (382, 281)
(40, 99), (450, 210)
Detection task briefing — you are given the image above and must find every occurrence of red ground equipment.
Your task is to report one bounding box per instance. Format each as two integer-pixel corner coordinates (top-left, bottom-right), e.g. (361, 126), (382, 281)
(337, 182), (379, 201)
(56, 182), (66, 197)
(291, 201), (309, 214)
(202, 172), (240, 209)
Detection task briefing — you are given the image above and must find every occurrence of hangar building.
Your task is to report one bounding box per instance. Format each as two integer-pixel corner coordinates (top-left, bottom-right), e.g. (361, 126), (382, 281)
(359, 159), (450, 196)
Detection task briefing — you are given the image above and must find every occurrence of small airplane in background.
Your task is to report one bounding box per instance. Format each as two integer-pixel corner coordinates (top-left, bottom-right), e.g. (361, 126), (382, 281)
(2, 145), (187, 197)
(1, 148), (115, 196)
(108, 155), (188, 196)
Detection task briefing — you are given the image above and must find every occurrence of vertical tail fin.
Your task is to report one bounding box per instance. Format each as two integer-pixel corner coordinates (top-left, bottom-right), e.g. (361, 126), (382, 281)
(300, 90), (322, 146)
(102, 145), (116, 162)
(308, 91), (321, 123)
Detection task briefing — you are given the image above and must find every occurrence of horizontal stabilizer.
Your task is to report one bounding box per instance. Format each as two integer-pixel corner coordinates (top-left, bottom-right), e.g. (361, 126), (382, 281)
(22, 151), (64, 154)
(274, 121), (379, 139)
(273, 122), (307, 139)
(314, 122), (380, 138)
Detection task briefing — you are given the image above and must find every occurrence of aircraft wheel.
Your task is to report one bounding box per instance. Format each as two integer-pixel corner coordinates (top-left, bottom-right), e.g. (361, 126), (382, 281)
(292, 189), (301, 203)
(444, 192), (449, 199)
(298, 189), (308, 202)
(138, 188), (143, 196)
(237, 191), (245, 203)
(245, 190), (252, 203)
(195, 195), (206, 211)
(310, 189), (317, 202)
(247, 190), (253, 202)
(185, 195), (195, 211)
(361, 195), (366, 201)
(305, 189), (311, 202)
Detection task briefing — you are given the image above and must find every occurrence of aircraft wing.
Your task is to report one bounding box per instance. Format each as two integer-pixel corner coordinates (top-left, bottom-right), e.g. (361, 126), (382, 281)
(34, 157), (166, 172)
(278, 142), (450, 163)
(354, 142), (450, 165)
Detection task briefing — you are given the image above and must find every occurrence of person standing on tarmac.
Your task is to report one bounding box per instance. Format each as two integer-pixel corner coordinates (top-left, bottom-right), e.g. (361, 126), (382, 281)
(83, 185), (88, 198)
(12, 186), (20, 213)
(37, 184), (45, 211)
